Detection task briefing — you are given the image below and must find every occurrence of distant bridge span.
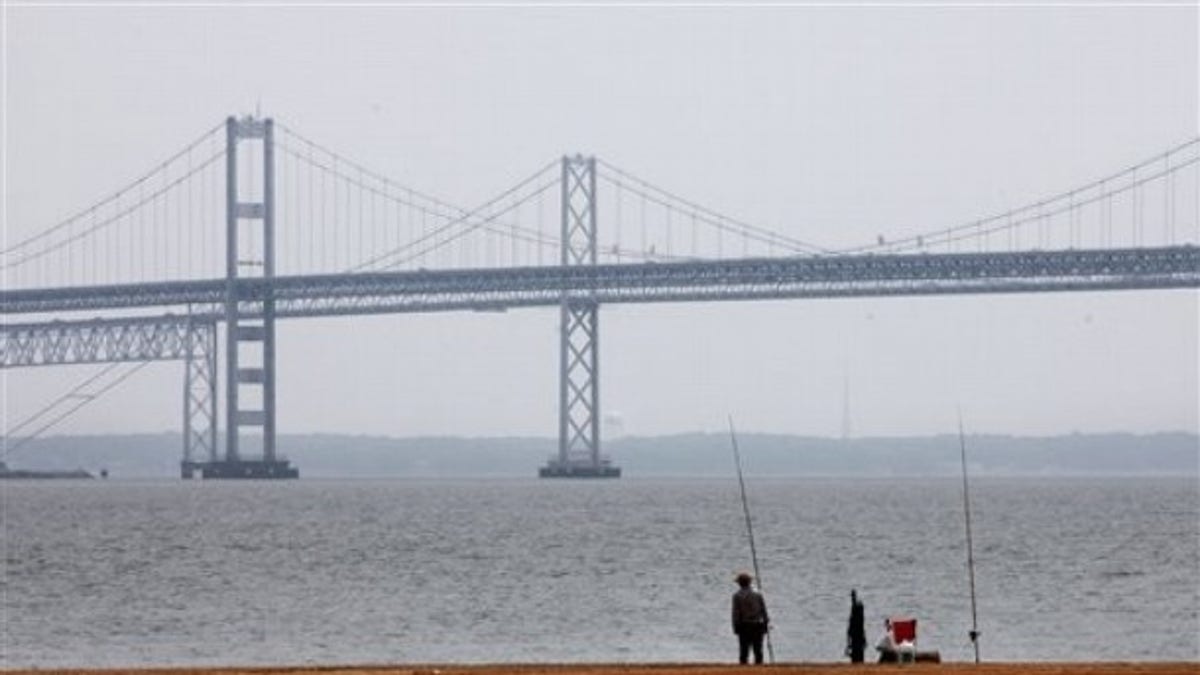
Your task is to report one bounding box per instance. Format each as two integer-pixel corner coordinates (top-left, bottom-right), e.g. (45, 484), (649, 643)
(4, 246), (1197, 319)
(3, 115), (1199, 478)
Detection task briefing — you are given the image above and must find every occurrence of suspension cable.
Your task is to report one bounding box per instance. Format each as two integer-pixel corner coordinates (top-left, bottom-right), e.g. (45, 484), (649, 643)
(1, 148), (226, 271)
(840, 138), (1200, 254)
(377, 176), (560, 270)
(2, 121), (225, 255)
(873, 154), (1200, 254)
(597, 159), (832, 256)
(274, 137), (561, 270)
(4, 361), (152, 458)
(347, 161), (560, 272)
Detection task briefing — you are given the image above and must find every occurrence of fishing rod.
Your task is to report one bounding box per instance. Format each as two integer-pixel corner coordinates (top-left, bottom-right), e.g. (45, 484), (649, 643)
(958, 412), (981, 664)
(728, 415), (775, 664)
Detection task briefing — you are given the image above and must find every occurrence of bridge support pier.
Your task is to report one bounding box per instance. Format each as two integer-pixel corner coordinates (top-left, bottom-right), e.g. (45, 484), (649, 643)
(181, 316), (218, 479)
(541, 155), (619, 478)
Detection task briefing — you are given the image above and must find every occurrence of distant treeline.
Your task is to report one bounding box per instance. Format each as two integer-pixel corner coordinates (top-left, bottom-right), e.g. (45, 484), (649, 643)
(6, 431), (1197, 478)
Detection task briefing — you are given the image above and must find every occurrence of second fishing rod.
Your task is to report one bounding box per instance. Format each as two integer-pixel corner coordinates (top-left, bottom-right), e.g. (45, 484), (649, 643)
(728, 415), (775, 664)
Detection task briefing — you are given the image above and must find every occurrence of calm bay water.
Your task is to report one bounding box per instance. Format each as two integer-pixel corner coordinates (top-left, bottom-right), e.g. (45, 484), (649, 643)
(2, 477), (1197, 667)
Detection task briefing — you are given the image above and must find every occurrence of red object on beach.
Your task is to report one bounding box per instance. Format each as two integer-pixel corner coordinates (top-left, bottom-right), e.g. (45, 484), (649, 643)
(890, 617), (917, 644)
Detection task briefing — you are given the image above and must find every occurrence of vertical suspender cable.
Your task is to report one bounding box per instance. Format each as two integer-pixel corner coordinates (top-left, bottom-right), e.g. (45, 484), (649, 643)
(332, 156), (339, 270)
(187, 146), (194, 279)
(160, 167), (166, 280)
(178, 152), (184, 278)
(110, 196), (118, 286)
(345, 165), (352, 269)
(1068, 191), (1076, 249)
(314, 153), (321, 273)
(138, 181), (145, 282)
(1133, 167), (1140, 247)
(640, 193), (647, 258)
(538, 189), (546, 266)
(613, 179), (622, 263)
(359, 167), (366, 268)
(1105, 179), (1113, 246)
(665, 205), (672, 257)
(374, 173), (382, 268)
(511, 194), (519, 267)
(65, 211), (73, 286)
(691, 213), (698, 258)
(1164, 155), (1172, 245)
(91, 208), (98, 286)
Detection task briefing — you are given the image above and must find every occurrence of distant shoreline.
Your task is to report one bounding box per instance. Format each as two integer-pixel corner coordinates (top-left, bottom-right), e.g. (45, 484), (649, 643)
(7, 662), (1198, 675)
(0, 460), (93, 480)
(8, 430), (1197, 479)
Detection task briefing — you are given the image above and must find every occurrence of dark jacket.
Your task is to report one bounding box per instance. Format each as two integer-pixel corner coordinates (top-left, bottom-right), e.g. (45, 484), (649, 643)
(848, 598), (866, 647)
(731, 587), (769, 633)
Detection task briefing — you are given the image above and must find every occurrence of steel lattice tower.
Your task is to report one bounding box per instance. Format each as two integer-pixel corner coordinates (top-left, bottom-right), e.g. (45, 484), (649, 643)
(543, 156), (620, 478)
(182, 317), (217, 475)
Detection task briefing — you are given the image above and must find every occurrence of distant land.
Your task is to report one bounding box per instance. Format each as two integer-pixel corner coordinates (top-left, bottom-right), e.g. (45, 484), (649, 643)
(3, 431), (1196, 479)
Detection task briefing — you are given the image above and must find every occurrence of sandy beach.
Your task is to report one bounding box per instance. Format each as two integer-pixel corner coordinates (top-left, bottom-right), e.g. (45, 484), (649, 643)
(8, 663), (1198, 675)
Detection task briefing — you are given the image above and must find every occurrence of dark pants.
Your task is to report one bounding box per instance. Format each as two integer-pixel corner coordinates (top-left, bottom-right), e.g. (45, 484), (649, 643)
(736, 623), (766, 664)
(849, 643), (865, 663)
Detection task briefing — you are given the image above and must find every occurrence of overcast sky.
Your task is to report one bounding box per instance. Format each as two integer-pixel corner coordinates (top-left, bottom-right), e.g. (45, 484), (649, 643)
(4, 3), (1198, 442)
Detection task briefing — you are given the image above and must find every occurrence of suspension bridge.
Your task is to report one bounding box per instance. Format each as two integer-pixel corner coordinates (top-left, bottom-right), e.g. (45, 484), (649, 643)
(3, 115), (1198, 478)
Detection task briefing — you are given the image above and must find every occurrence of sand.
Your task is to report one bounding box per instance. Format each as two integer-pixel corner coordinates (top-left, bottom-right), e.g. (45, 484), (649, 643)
(7, 663), (1197, 675)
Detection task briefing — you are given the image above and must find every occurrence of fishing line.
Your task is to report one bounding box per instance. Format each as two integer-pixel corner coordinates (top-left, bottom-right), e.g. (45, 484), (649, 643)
(728, 415), (775, 663)
(958, 410), (982, 663)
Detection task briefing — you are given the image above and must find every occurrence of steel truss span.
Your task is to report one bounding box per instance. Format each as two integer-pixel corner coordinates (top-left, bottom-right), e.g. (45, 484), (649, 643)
(1, 315), (216, 368)
(1, 315), (220, 474)
(3, 246), (1197, 320)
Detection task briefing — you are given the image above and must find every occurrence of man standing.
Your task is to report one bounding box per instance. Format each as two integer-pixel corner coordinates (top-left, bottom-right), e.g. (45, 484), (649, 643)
(731, 571), (770, 664)
(846, 589), (866, 663)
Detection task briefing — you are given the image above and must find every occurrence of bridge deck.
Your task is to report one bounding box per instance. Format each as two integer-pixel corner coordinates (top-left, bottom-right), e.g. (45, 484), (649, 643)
(3, 246), (1197, 320)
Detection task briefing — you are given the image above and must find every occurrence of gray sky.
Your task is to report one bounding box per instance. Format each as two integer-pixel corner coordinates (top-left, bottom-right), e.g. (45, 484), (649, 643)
(4, 3), (1198, 440)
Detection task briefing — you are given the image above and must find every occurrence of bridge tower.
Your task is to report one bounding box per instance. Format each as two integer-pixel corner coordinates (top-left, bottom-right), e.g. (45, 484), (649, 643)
(540, 156), (620, 478)
(207, 115), (296, 479)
